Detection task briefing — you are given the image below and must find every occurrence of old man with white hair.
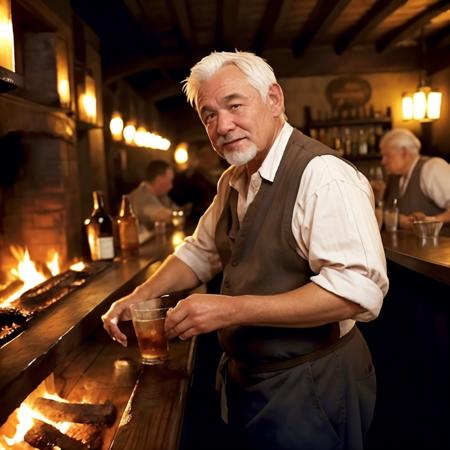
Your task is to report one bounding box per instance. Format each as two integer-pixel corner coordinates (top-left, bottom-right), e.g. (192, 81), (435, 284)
(102, 51), (389, 450)
(379, 128), (450, 234)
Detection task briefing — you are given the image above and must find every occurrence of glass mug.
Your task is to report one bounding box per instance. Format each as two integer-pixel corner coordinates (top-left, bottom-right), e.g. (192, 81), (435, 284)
(384, 202), (399, 232)
(129, 302), (170, 365)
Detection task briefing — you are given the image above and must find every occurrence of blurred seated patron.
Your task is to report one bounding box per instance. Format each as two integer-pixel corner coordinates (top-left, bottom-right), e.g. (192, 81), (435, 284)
(128, 159), (178, 231)
(379, 128), (450, 234)
(171, 144), (224, 225)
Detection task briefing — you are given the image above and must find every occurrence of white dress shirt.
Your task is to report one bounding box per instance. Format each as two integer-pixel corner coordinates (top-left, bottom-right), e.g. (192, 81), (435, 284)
(175, 123), (389, 336)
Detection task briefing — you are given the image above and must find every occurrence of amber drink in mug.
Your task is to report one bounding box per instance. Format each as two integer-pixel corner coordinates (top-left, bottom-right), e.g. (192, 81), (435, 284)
(130, 303), (169, 365)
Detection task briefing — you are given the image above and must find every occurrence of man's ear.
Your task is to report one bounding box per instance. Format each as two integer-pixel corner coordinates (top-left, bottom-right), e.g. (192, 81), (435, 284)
(267, 83), (284, 117)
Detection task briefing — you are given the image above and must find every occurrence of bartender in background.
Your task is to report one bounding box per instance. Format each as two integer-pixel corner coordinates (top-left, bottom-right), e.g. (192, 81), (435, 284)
(127, 159), (178, 232)
(378, 128), (450, 234)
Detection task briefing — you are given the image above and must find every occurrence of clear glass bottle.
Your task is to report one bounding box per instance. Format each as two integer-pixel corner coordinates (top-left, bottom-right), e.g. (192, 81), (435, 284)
(116, 195), (139, 258)
(358, 128), (368, 155)
(84, 190), (115, 261)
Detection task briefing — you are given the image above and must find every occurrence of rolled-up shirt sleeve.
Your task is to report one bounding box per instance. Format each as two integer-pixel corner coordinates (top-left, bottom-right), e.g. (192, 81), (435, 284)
(294, 156), (389, 322)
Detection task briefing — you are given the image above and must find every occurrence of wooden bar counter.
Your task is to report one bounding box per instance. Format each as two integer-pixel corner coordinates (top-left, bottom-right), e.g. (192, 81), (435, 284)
(362, 230), (450, 450)
(381, 229), (450, 286)
(0, 231), (196, 450)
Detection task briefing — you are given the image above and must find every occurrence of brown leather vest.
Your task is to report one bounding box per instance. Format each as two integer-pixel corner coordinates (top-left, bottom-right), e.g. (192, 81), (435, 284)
(214, 129), (342, 365)
(385, 157), (444, 216)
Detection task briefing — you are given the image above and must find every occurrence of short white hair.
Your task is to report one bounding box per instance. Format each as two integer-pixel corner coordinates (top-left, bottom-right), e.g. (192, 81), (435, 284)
(182, 50), (287, 120)
(380, 128), (421, 155)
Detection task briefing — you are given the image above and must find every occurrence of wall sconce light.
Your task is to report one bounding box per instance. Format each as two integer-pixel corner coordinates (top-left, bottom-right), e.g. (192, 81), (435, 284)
(174, 142), (189, 165)
(55, 37), (71, 109)
(0, 0), (15, 72)
(109, 112), (124, 141)
(402, 29), (442, 122)
(134, 126), (147, 147)
(78, 70), (97, 124)
(123, 121), (136, 145)
(402, 84), (442, 122)
(401, 93), (414, 121)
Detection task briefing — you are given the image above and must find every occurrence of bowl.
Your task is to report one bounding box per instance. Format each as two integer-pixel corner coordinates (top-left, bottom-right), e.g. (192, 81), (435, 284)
(412, 220), (443, 239)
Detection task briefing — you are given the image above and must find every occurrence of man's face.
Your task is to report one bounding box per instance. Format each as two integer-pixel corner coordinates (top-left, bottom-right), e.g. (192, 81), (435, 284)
(153, 168), (174, 196)
(196, 65), (283, 169)
(380, 145), (409, 175)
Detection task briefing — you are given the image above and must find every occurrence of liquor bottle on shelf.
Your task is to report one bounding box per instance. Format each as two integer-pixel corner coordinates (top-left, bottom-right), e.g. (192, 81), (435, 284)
(343, 127), (352, 157)
(116, 194), (139, 258)
(84, 190), (115, 261)
(368, 126), (377, 153)
(358, 128), (368, 155)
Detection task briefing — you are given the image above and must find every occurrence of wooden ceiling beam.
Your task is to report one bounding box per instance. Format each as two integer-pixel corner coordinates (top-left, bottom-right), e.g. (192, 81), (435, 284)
(104, 54), (186, 84)
(292, 0), (351, 58)
(266, 45), (419, 78)
(251, 0), (285, 55)
(426, 23), (450, 48)
(145, 82), (183, 102)
(215, 0), (239, 51)
(122, 0), (161, 55)
(426, 43), (450, 74)
(168, 0), (194, 56)
(335, 0), (407, 54)
(376, 0), (450, 52)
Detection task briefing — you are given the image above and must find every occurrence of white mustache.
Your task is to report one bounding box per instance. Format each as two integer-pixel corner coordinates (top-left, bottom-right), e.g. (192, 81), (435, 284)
(217, 134), (246, 146)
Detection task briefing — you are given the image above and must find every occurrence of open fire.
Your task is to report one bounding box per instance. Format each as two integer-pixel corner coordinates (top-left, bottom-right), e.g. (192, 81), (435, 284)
(0, 247), (108, 347)
(0, 374), (116, 449)
(0, 246), (84, 307)
(0, 248), (116, 449)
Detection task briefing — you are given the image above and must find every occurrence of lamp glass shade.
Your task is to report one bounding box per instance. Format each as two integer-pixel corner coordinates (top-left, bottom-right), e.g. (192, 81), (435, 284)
(413, 91), (426, 120)
(134, 126), (147, 147)
(110, 113), (124, 140)
(83, 73), (97, 123)
(427, 91), (442, 120)
(123, 123), (136, 145)
(402, 95), (413, 121)
(55, 38), (71, 108)
(174, 146), (189, 164)
(0, 0), (14, 71)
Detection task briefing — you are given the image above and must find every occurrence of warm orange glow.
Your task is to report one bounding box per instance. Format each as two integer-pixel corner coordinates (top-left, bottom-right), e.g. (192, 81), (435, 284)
(123, 122), (136, 145)
(0, 377), (70, 447)
(171, 230), (185, 249)
(0, 247), (62, 306)
(0, 0), (15, 72)
(70, 261), (86, 271)
(78, 72), (97, 124)
(174, 142), (189, 165)
(55, 37), (71, 108)
(110, 112), (124, 141)
(46, 251), (60, 276)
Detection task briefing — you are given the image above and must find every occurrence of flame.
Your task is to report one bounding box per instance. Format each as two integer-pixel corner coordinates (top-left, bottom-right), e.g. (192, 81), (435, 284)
(69, 261), (85, 271)
(1, 246), (62, 306)
(0, 377), (71, 448)
(46, 251), (60, 276)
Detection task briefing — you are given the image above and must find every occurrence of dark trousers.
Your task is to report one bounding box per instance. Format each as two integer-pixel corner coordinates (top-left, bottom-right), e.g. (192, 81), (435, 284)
(225, 327), (376, 450)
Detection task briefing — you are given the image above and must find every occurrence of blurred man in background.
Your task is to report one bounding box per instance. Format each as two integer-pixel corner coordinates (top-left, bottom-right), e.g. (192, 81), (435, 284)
(128, 159), (178, 231)
(379, 128), (450, 234)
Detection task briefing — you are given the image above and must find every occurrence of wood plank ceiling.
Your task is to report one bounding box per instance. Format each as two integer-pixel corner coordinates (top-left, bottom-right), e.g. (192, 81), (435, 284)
(70, 0), (450, 110)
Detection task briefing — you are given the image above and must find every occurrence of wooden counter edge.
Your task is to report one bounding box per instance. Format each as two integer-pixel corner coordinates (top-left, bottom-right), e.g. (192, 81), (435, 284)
(381, 231), (450, 287)
(110, 337), (197, 450)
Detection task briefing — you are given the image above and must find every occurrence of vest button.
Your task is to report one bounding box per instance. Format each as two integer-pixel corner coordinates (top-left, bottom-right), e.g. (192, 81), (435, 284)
(231, 260), (238, 267)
